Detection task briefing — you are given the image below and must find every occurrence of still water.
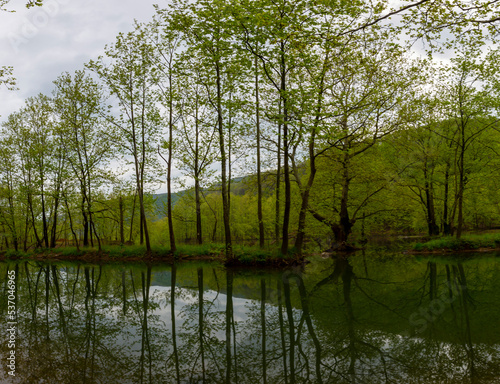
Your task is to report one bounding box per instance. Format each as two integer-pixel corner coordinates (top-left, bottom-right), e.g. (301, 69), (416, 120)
(1, 251), (500, 383)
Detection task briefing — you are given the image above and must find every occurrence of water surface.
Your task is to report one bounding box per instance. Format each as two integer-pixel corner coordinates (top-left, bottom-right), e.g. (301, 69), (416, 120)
(1, 251), (500, 383)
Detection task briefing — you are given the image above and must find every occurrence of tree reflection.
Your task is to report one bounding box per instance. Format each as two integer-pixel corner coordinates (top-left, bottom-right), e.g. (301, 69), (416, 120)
(1, 256), (499, 383)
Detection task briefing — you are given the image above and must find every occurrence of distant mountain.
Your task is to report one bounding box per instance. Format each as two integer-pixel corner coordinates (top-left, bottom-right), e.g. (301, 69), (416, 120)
(151, 173), (277, 218)
(152, 191), (185, 218)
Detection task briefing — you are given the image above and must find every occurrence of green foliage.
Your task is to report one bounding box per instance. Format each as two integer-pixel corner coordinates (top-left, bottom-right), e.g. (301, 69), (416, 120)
(231, 244), (277, 264)
(173, 243), (225, 257)
(5, 249), (29, 259)
(414, 233), (500, 252)
(58, 247), (84, 257)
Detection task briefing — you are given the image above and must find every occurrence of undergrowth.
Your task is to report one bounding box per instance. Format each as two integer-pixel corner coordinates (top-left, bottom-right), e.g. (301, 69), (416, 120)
(413, 234), (500, 252)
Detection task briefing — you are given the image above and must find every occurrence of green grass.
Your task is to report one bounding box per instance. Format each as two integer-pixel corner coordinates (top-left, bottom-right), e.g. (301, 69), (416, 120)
(2, 242), (301, 265)
(172, 243), (289, 264)
(4, 249), (30, 259)
(413, 233), (500, 252)
(58, 247), (85, 257)
(103, 245), (150, 258)
(172, 243), (226, 258)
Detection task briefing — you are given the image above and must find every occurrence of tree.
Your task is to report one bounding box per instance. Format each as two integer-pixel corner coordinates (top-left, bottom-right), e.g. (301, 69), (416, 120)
(88, 28), (161, 254)
(170, 0), (246, 259)
(0, 135), (20, 250)
(389, 93), (450, 237)
(436, 50), (500, 238)
(233, 0), (314, 255)
(173, 53), (218, 245)
(308, 37), (422, 247)
(53, 70), (110, 250)
(1, 0), (43, 8)
(0, 66), (16, 93)
(146, 15), (182, 252)
(1, 94), (67, 249)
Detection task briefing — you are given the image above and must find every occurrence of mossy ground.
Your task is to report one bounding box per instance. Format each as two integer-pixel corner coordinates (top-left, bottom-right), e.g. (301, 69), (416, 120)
(412, 233), (500, 253)
(0, 243), (303, 267)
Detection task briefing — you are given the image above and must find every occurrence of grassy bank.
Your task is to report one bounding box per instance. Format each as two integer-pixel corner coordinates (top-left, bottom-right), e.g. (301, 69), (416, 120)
(0, 243), (302, 267)
(412, 233), (500, 253)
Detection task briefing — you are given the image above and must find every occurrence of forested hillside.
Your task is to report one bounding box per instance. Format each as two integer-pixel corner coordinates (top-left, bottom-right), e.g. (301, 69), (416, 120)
(1, 0), (500, 257)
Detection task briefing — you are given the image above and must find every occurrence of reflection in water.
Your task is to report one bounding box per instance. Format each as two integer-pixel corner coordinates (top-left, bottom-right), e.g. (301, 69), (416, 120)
(1, 254), (500, 383)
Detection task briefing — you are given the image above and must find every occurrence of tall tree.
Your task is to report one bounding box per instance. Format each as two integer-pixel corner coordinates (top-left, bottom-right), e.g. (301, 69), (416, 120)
(437, 50), (500, 238)
(147, 15), (182, 252)
(233, 0), (312, 255)
(0, 135), (20, 250)
(170, 0), (244, 259)
(309, 37), (422, 247)
(53, 70), (109, 250)
(88, 28), (161, 254)
(174, 54), (218, 245)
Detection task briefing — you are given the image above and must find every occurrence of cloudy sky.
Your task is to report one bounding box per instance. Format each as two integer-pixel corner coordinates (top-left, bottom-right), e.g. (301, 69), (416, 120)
(0, 0), (163, 122)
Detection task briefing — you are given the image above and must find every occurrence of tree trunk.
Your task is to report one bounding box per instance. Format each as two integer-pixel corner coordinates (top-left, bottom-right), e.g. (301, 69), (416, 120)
(216, 61), (233, 259)
(50, 192), (60, 248)
(424, 165), (439, 236)
(338, 157), (353, 245)
(256, 57), (265, 248)
(443, 162), (451, 235)
(41, 183), (49, 248)
(167, 68), (176, 252)
(119, 196), (125, 244)
(456, 121), (466, 239)
(293, 140), (315, 252)
(294, 65), (325, 254)
(27, 191), (41, 248)
(280, 43), (291, 256)
(7, 188), (18, 252)
(64, 193), (79, 251)
(82, 194), (89, 247)
(129, 190), (137, 243)
(195, 100), (203, 245)
(275, 102), (282, 245)
(138, 189), (151, 253)
(195, 176), (203, 245)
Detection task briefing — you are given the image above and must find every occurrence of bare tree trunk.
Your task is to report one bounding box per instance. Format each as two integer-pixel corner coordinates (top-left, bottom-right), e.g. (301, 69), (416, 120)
(167, 68), (176, 252)
(256, 57), (265, 248)
(64, 192), (79, 251)
(129, 190), (137, 243)
(216, 61), (233, 260)
(195, 99), (203, 245)
(456, 129), (465, 239)
(275, 104), (282, 245)
(424, 164), (439, 236)
(338, 155), (353, 244)
(119, 196), (125, 244)
(443, 162), (451, 235)
(280, 44), (291, 256)
(41, 182), (49, 248)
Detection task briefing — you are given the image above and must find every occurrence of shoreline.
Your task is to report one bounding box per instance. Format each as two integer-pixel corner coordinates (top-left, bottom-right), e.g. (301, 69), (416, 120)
(406, 246), (500, 255)
(0, 248), (306, 268)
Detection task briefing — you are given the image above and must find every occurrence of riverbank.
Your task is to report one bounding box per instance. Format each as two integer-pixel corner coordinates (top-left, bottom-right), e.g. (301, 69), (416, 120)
(410, 233), (500, 254)
(0, 243), (304, 267)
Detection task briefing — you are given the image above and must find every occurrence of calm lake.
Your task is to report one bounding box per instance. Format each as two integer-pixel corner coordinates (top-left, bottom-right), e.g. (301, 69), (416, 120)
(1, 250), (500, 383)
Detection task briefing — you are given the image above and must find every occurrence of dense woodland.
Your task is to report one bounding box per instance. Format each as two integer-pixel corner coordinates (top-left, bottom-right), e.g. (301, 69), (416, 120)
(1, 0), (500, 258)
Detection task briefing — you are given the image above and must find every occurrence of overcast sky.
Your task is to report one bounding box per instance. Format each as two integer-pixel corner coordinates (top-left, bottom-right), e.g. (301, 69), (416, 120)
(0, 0), (162, 122)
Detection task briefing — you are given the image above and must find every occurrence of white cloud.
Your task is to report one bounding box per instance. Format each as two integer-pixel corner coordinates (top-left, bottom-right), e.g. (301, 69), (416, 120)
(0, 0), (160, 120)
